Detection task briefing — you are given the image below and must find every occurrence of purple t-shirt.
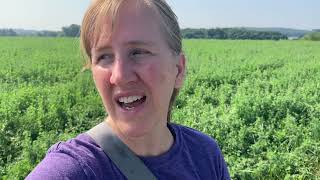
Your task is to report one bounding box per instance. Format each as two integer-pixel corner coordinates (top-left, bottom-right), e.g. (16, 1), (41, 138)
(27, 123), (230, 179)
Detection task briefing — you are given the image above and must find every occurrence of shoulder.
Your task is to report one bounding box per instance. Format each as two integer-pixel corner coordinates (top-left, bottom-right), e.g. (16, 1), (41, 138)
(170, 123), (231, 179)
(26, 133), (107, 180)
(171, 123), (220, 152)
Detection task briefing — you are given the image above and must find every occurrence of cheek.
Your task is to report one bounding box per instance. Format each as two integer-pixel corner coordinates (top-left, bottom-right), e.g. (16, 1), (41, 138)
(92, 67), (111, 92)
(144, 62), (176, 84)
(145, 64), (163, 82)
(92, 67), (114, 111)
(143, 62), (177, 105)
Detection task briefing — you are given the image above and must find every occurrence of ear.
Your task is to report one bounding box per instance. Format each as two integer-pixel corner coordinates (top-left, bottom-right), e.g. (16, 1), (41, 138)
(174, 53), (186, 89)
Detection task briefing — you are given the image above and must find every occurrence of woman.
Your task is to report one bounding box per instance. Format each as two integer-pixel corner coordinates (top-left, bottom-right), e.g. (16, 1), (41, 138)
(27, 0), (230, 179)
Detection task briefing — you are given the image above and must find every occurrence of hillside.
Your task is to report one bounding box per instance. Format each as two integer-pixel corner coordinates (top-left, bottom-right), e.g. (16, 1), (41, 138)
(244, 27), (310, 38)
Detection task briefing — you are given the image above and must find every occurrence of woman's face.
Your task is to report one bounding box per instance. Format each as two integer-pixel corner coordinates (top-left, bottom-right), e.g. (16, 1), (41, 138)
(90, 1), (185, 137)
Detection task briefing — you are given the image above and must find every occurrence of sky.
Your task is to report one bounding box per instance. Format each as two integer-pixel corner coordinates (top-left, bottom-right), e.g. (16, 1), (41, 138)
(0, 0), (319, 31)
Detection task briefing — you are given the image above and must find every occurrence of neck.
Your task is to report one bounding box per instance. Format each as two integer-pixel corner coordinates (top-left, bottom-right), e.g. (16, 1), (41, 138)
(105, 118), (174, 157)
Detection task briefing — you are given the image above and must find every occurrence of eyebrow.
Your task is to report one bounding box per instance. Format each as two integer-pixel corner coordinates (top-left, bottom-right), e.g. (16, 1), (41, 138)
(93, 40), (156, 52)
(125, 40), (156, 47)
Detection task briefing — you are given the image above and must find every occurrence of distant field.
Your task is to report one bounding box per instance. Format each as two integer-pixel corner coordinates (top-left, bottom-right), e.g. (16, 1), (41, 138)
(0, 37), (319, 179)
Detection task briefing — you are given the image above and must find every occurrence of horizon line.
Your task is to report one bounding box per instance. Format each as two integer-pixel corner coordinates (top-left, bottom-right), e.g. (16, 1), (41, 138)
(0, 26), (317, 32)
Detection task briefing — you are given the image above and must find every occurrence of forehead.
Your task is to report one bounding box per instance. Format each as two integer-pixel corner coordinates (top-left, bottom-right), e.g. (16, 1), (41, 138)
(92, 0), (165, 50)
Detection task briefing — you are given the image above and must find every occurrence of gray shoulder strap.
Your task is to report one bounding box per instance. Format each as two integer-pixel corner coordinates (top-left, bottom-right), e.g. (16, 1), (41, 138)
(86, 122), (157, 180)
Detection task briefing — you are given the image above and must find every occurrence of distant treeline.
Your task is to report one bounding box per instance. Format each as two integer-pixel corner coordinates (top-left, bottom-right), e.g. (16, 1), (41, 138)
(2, 25), (318, 40)
(0, 29), (17, 36)
(302, 32), (320, 41)
(37, 24), (81, 37)
(182, 28), (288, 40)
(0, 24), (81, 37)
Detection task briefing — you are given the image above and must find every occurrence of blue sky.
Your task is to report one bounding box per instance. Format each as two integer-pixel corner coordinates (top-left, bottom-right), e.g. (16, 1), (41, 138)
(0, 0), (319, 31)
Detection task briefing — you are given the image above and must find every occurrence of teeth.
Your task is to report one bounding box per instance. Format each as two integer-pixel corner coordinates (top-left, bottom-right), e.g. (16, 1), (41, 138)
(118, 96), (143, 104)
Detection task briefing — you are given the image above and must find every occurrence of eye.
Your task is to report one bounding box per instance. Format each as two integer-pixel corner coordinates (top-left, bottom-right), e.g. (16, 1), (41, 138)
(129, 48), (152, 59)
(96, 53), (114, 65)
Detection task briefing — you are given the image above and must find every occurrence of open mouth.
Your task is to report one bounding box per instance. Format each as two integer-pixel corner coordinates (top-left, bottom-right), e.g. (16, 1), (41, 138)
(117, 95), (147, 110)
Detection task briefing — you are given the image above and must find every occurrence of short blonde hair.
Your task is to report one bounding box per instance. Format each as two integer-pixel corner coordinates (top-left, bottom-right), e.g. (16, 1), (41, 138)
(80, 0), (181, 64)
(80, 0), (182, 122)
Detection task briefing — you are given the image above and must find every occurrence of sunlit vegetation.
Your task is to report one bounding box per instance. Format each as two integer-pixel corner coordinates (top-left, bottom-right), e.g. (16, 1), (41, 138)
(0, 37), (319, 179)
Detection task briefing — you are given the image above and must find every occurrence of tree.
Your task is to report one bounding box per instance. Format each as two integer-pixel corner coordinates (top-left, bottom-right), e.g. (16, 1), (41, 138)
(62, 24), (80, 37)
(181, 28), (207, 39)
(303, 32), (320, 41)
(208, 28), (227, 39)
(0, 29), (17, 36)
(37, 31), (59, 37)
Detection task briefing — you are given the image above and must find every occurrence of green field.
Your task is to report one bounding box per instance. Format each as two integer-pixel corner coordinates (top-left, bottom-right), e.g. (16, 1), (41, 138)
(0, 37), (319, 179)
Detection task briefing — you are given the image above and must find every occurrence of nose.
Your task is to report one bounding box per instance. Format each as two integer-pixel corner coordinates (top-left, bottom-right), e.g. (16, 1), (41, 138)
(109, 57), (137, 85)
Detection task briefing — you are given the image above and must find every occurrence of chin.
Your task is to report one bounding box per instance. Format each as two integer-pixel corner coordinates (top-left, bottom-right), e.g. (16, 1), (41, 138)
(114, 117), (156, 138)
